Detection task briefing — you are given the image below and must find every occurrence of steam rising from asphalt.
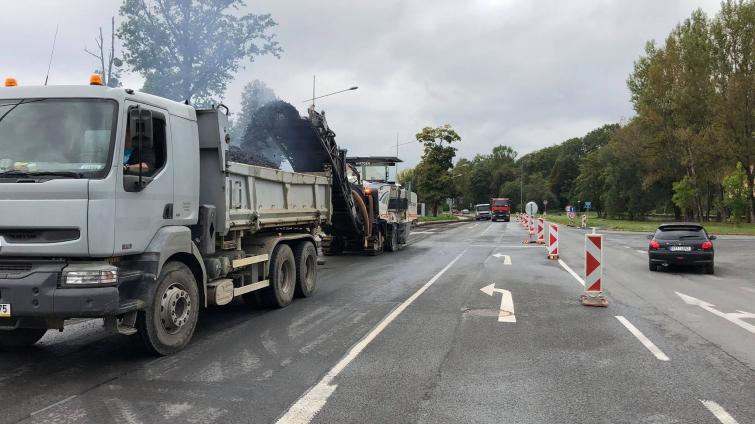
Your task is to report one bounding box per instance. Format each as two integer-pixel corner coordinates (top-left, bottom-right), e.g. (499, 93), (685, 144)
(228, 100), (329, 173)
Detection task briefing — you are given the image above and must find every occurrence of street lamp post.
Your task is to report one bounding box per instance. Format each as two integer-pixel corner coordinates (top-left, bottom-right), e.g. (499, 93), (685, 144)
(303, 81), (359, 107)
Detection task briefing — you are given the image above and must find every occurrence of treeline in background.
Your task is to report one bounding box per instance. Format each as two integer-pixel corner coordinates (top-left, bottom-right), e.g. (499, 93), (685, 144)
(401, 0), (754, 223)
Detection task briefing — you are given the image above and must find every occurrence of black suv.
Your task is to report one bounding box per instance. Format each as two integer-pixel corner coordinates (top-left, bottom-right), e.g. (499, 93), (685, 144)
(648, 223), (715, 274)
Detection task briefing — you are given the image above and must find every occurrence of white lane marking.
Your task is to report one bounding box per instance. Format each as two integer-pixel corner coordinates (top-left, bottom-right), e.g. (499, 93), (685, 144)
(481, 223), (495, 235)
(635, 250), (647, 254)
(409, 231), (435, 235)
(276, 250), (468, 424)
(558, 259), (585, 287)
(615, 316), (670, 361)
(700, 400), (740, 424)
(676, 291), (755, 335)
(741, 287), (755, 294)
(492, 253), (512, 265)
(31, 395), (77, 416)
(624, 246), (631, 249)
(470, 244), (540, 248)
(480, 283), (516, 322)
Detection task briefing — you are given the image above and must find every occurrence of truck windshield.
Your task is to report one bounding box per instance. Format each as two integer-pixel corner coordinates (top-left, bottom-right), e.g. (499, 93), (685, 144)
(476, 205), (489, 212)
(0, 98), (117, 178)
(493, 199), (510, 206)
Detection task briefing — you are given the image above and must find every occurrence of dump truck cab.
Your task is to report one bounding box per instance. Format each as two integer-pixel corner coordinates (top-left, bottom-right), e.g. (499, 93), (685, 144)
(0, 83), (205, 344)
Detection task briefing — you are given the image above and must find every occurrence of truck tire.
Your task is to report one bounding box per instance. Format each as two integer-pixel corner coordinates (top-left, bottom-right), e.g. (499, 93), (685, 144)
(294, 241), (318, 298)
(0, 328), (47, 350)
(384, 227), (398, 252)
(137, 261), (199, 356)
(263, 244), (296, 308)
(321, 236), (342, 256)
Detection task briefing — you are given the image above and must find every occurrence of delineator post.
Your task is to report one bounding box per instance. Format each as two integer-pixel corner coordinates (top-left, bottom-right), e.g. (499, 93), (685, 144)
(580, 233), (607, 307)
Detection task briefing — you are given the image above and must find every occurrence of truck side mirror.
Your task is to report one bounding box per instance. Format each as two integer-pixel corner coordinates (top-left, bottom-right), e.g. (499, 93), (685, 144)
(647, 234), (654, 240)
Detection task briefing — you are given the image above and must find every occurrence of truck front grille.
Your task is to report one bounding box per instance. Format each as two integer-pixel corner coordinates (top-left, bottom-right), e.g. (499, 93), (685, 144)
(0, 262), (33, 272)
(0, 228), (80, 243)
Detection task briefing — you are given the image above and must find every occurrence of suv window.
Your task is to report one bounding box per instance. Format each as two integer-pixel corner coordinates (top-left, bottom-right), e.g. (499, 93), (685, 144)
(655, 228), (706, 240)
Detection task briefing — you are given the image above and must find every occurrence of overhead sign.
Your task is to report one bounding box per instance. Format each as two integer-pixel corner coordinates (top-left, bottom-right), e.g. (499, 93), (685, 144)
(525, 201), (538, 215)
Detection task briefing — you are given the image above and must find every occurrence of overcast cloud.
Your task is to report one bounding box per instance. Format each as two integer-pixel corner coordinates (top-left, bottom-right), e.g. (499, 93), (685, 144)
(1, 0), (722, 166)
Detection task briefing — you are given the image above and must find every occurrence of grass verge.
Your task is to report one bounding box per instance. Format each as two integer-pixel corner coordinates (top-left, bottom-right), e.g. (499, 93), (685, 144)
(542, 214), (755, 236)
(418, 214), (459, 223)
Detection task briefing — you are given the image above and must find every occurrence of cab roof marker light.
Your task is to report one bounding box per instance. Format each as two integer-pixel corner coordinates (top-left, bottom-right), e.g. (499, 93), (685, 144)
(89, 74), (104, 86)
(4, 78), (17, 87)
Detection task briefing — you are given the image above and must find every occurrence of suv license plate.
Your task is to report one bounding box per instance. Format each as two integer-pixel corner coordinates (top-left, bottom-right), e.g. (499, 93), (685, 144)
(0, 304), (10, 318)
(669, 246), (692, 252)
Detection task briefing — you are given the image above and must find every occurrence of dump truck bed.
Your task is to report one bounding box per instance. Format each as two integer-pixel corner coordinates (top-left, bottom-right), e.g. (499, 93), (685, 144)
(224, 162), (331, 233)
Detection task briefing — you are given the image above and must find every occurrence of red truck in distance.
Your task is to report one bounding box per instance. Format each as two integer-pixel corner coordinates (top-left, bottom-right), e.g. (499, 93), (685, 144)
(490, 198), (511, 222)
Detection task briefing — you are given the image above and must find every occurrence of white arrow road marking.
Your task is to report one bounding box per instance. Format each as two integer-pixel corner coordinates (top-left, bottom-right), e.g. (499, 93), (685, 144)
(676, 291), (755, 335)
(700, 400), (740, 424)
(276, 250), (467, 424)
(558, 259), (585, 287)
(492, 253), (512, 265)
(480, 283), (516, 322)
(615, 316), (670, 361)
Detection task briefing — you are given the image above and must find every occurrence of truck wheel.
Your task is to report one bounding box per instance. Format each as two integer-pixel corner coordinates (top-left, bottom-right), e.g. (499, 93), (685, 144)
(263, 244), (296, 308)
(137, 261), (199, 356)
(322, 236), (343, 256)
(384, 227), (398, 252)
(294, 241), (318, 298)
(0, 328), (47, 350)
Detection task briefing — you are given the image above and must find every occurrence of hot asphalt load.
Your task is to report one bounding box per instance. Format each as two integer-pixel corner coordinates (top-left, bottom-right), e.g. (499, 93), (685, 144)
(0, 220), (753, 423)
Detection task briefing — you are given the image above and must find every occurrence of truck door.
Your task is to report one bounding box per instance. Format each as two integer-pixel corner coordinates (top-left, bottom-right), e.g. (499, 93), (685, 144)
(114, 102), (174, 254)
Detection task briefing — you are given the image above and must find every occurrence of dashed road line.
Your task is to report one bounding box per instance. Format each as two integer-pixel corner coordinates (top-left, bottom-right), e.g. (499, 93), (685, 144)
(635, 249), (647, 254)
(700, 400), (740, 424)
(276, 250), (468, 424)
(615, 316), (670, 361)
(558, 259), (585, 287)
(741, 286), (755, 294)
(31, 395), (77, 416)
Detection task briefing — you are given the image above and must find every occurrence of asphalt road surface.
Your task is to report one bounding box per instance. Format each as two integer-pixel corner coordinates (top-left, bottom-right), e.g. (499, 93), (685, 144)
(1, 220), (754, 424)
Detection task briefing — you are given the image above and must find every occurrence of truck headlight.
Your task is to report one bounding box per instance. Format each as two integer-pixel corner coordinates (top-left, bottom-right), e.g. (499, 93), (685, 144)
(62, 263), (118, 286)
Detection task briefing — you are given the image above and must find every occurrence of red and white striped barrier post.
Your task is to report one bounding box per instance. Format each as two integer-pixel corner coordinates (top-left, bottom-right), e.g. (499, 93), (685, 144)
(547, 223), (559, 260)
(536, 218), (545, 244)
(581, 233), (607, 307)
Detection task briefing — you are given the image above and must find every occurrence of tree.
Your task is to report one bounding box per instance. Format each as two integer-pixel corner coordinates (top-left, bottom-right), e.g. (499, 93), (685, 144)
(710, 0), (755, 222)
(414, 124), (461, 215)
(229, 80), (277, 145)
(628, 9), (716, 221)
(118, 0), (282, 104)
(722, 162), (750, 223)
(85, 17), (124, 87)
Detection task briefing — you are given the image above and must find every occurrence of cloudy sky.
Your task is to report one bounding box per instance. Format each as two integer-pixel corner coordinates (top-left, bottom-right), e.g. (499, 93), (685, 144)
(1, 0), (722, 167)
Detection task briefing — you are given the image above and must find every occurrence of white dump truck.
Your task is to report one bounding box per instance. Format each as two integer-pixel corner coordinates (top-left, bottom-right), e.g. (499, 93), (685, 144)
(0, 77), (331, 355)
